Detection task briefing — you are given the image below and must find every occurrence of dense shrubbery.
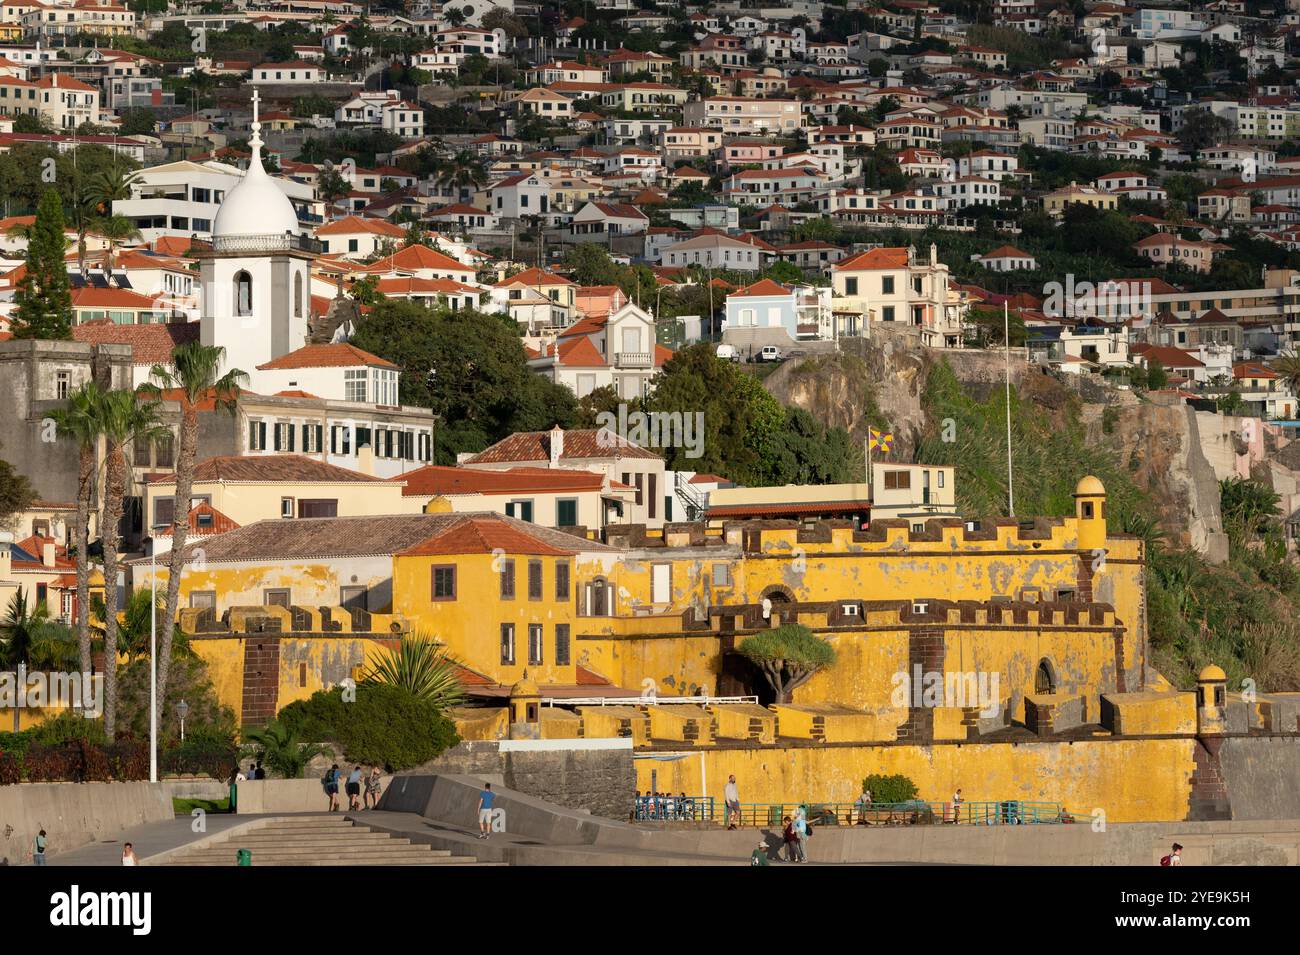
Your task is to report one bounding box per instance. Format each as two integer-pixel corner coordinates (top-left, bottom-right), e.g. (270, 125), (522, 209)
(862, 774), (919, 804)
(276, 684), (459, 772)
(0, 712), (236, 783)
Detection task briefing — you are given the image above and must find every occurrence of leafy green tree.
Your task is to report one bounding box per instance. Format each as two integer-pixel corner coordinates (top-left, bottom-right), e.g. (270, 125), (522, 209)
(11, 190), (72, 340)
(349, 300), (576, 462)
(277, 683), (460, 771)
(861, 773), (918, 804)
(1146, 358), (1168, 390)
(117, 107), (159, 136)
(737, 623), (836, 703)
(0, 441), (36, 526)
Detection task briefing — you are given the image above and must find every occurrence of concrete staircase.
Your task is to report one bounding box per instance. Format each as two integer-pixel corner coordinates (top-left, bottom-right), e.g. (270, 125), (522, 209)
(161, 815), (489, 867)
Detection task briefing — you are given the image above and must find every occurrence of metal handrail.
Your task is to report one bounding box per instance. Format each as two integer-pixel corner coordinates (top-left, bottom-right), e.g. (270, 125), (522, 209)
(542, 694), (758, 706)
(713, 800), (1073, 828)
(632, 795), (714, 822)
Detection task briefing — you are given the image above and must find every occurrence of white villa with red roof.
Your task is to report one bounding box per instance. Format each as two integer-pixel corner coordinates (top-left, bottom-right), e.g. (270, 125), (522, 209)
(526, 301), (671, 401)
(462, 426), (669, 528)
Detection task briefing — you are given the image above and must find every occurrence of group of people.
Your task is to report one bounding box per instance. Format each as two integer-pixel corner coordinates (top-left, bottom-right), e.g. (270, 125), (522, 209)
(321, 764), (383, 811)
(633, 791), (701, 821)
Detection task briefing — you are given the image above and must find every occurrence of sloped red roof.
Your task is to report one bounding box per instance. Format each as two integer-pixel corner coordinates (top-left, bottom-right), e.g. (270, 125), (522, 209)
(464, 429), (661, 465)
(256, 342), (397, 371)
(72, 320), (200, 365)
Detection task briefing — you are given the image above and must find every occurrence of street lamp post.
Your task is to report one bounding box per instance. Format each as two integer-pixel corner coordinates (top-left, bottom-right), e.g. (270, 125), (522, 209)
(176, 699), (189, 743)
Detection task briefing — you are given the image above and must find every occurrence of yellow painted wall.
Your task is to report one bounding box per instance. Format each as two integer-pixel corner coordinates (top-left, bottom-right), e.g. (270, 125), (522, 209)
(636, 737), (1196, 823)
(394, 551), (578, 686)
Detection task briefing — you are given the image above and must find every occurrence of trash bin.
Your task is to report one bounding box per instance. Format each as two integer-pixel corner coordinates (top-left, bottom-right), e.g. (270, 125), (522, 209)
(236, 848), (252, 866)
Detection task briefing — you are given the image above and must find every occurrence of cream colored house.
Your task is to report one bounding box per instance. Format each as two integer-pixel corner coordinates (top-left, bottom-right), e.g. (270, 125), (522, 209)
(393, 464), (635, 531)
(142, 454), (408, 543)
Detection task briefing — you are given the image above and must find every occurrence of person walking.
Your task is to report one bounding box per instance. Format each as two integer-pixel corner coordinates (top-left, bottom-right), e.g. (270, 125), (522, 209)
(31, 829), (47, 866)
(364, 766), (382, 809)
(724, 775), (741, 830)
(121, 843), (138, 866)
(952, 787), (963, 825)
(477, 782), (497, 839)
(345, 765), (363, 811)
(323, 764), (340, 812)
(228, 766), (244, 813)
(793, 808), (809, 863)
(1162, 843), (1183, 866)
(781, 815), (797, 863)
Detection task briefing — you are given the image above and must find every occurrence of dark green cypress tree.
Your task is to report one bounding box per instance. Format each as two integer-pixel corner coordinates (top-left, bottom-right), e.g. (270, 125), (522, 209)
(12, 189), (72, 340)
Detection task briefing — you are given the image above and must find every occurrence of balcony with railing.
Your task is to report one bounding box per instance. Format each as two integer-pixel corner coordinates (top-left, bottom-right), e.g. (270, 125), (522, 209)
(189, 232), (323, 256)
(615, 350), (653, 368)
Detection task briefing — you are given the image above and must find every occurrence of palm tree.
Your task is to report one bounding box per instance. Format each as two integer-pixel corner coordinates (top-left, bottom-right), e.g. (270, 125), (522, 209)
(48, 380), (105, 687)
(243, 721), (330, 779)
(1273, 353), (1300, 397)
(140, 343), (245, 729)
(90, 589), (193, 663)
(361, 634), (466, 711)
(85, 167), (137, 219)
(1, 592), (80, 730)
(97, 388), (169, 738)
(94, 214), (141, 274)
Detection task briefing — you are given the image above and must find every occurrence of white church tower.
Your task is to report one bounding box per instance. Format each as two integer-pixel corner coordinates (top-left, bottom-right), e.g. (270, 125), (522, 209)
(198, 89), (313, 379)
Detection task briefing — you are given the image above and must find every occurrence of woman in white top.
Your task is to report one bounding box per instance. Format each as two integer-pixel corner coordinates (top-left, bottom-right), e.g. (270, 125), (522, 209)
(122, 843), (138, 866)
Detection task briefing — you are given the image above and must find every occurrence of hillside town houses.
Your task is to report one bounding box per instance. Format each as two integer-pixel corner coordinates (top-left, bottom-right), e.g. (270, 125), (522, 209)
(8, 0), (1300, 632)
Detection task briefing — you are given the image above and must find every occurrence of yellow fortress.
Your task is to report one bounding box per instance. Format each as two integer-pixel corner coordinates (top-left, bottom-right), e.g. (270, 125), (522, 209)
(125, 476), (1300, 822)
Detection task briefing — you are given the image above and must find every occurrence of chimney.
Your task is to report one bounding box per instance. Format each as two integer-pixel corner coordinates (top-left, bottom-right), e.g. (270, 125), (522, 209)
(0, 532), (11, 580)
(549, 425), (564, 468)
(42, 541), (56, 568)
(356, 443), (375, 476)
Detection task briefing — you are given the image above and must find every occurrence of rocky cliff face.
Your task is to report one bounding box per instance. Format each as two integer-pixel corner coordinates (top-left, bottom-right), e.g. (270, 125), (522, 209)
(1084, 394), (1228, 563)
(763, 326), (1227, 561)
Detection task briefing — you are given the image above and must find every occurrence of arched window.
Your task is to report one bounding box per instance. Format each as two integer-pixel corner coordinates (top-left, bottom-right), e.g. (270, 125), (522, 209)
(234, 270), (253, 317)
(589, 577), (609, 617)
(1035, 659), (1056, 695)
(293, 272), (303, 318)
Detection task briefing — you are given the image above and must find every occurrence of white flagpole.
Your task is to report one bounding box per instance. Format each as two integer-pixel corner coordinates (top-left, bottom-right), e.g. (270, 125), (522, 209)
(1004, 301), (1015, 518)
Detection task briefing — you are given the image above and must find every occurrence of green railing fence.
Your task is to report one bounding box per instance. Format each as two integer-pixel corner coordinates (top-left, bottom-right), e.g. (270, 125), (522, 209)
(633, 799), (1075, 827)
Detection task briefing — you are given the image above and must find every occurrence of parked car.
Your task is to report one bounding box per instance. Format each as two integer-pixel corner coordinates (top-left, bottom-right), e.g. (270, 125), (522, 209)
(759, 345), (783, 362)
(715, 343), (741, 363)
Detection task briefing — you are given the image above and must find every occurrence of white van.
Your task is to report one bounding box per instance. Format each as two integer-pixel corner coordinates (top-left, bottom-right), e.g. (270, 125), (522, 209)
(760, 345), (782, 362)
(715, 344), (741, 363)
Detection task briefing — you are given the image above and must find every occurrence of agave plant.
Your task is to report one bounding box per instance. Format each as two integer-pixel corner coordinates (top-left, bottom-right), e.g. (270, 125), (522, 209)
(361, 633), (466, 712)
(242, 720), (330, 779)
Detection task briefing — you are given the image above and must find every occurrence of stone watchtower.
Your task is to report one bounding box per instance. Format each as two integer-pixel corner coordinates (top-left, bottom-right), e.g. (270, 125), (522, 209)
(1188, 664), (1232, 821)
(508, 676), (542, 740)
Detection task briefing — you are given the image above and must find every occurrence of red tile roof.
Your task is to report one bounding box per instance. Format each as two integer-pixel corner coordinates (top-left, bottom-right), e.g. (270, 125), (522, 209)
(396, 515), (589, 557)
(392, 465), (607, 497)
(256, 342), (397, 371)
(72, 320), (200, 365)
(464, 428), (661, 465)
(148, 454), (388, 485)
(835, 247), (909, 270)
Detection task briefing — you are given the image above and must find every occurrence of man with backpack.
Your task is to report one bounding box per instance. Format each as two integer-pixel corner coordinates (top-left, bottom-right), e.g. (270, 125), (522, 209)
(322, 764), (340, 812)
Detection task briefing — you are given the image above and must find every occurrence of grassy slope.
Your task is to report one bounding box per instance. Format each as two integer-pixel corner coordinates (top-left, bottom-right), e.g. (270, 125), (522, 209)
(913, 360), (1300, 692)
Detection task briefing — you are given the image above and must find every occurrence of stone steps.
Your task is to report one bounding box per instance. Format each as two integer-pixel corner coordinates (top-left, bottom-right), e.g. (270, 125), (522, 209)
(160, 816), (488, 867)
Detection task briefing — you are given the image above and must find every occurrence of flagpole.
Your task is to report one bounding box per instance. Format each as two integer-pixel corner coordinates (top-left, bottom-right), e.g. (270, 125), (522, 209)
(1004, 301), (1015, 518)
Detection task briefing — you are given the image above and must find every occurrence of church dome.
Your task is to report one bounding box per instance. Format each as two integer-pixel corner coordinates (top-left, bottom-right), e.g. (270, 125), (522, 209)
(212, 92), (299, 238)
